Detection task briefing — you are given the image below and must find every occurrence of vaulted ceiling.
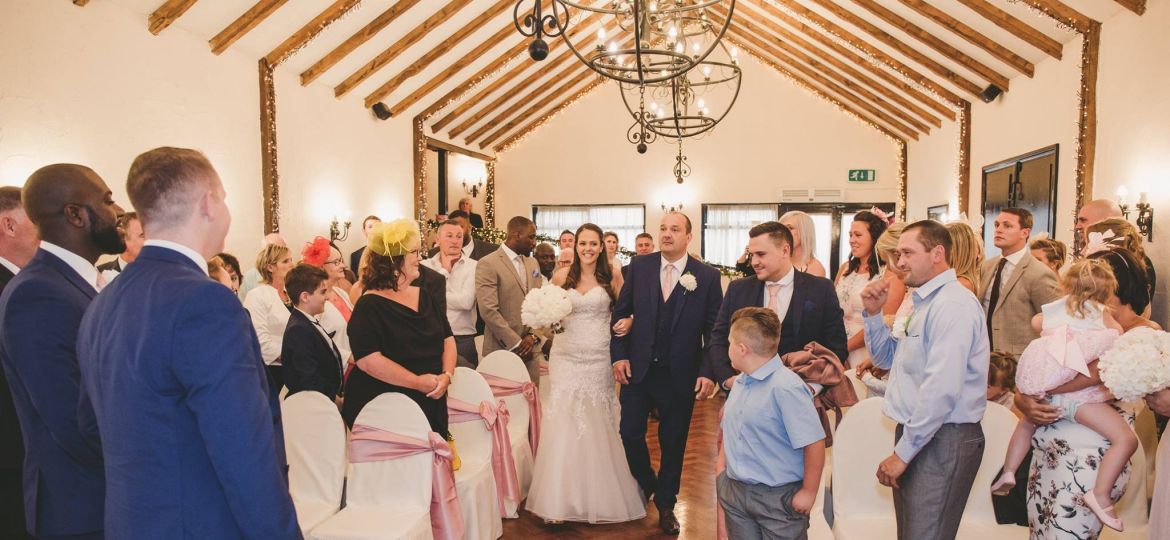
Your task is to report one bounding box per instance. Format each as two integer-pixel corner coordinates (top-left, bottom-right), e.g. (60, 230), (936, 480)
(102, 0), (1137, 152)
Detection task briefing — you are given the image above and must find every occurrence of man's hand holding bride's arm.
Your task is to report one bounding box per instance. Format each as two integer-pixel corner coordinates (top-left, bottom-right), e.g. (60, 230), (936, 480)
(695, 377), (717, 400)
(612, 360), (632, 385)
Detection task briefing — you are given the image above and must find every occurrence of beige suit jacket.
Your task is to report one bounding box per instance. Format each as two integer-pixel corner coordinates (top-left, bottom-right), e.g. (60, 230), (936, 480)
(978, 251), (1060, 356)
(475, 247), (545, 358)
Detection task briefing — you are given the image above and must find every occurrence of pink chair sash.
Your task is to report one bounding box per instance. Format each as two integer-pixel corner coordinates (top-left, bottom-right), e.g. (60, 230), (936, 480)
(479, 372), (542, 455)
(349, 425), (465, 540)
(447, 398), (521, 514)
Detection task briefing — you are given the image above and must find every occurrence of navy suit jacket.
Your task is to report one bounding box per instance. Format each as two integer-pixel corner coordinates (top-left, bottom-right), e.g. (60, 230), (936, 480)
(702, 271), (848, 384)
(0, 249), (104, 537)
(0, 265), (23, 470)
(611, 253), (723, 395)
(77, 246), (300, 539)
(282, 309), (343, 399)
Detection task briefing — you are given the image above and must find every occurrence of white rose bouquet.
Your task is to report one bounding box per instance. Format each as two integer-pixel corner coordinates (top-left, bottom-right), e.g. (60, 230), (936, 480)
(521, 284), (573, 335)
(1098, 327), (1170, 402)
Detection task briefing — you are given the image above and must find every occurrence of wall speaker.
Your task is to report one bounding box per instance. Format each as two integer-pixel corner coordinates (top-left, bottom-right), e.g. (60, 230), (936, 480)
(371, 102), (392, 120)
(979, 84), (1003, 103)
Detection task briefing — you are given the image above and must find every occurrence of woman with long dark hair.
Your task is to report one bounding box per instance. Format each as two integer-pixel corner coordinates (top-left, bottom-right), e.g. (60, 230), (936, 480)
(527, 223), (644, 524)
(834, 210), (888, 368)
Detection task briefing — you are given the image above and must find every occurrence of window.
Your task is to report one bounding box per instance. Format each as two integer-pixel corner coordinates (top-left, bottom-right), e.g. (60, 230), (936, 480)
(532, 205), (646, 258)
(701, 204), (780, 267)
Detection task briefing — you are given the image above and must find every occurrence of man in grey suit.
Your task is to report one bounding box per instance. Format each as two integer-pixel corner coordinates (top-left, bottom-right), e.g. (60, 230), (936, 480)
(979, 207), (1059, 356)
(475, 216), (545, 384)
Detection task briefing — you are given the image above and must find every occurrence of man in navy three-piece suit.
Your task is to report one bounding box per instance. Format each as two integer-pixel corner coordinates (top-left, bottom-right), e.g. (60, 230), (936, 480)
(611, 212), (723, 535)
(0, 164), (127, 539)
(701, 221), (848, 390)
(77, 147), (300, 539)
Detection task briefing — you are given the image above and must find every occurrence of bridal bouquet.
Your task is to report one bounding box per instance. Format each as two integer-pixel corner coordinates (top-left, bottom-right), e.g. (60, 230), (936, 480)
(521, 284), (573, 335)
(1098, 327), (1170, 402)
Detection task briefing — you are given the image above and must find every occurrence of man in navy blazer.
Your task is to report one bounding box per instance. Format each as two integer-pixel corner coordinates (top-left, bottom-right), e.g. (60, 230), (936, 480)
(702, 221), (847, 388)
(77, 147), (299, 538)
(0, 164), (126, 540)
(611, 212), (723, 535)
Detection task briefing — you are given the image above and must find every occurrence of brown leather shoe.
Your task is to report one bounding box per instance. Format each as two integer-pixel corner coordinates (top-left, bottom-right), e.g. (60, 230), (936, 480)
(659, 509), (680, 535)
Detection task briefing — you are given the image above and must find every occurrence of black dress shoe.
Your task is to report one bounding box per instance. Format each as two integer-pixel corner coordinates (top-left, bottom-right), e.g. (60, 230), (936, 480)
(659, 508), (680, 535)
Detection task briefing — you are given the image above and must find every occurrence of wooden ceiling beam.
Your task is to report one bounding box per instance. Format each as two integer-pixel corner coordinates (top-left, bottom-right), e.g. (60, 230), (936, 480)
(803, 0), (985, 97)
(768, 0), (963, 106)
(73, 0), (90, 5)
(476, 68), (596, 147)
(335, 0), (476, 98)
(148, 0), (198, 35)
(362, 0), (513, 108)
(748, 0), (953, 120)
(848, 0), (1014, 88)
(726, 14), (931, 132)
(264, 0), (360, 67)
(728, 26), (920, 139)
(1014, 0), (1095, 33)
(209, 0), (290, 55)
(954, 0), (1062, 59)
(299, 0), (424, 86)
(386, 25), (517, 118)
(727, 2), (940, 127)
(725, 35), (907, 143)
(493, 77), (606, 153)
(1111, 0), (1146, 15)
(891, 0), (1034, 77)
(431, 10), (605, 133)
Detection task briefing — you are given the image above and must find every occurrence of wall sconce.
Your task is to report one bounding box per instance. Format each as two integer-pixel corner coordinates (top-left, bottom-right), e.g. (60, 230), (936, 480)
(1117, 186), (1131, 219)
(463, 178), (484, 198)
(661, 202), (684, 212)
(1136, 192), (1154, 242)
(329, 216), (352, 245)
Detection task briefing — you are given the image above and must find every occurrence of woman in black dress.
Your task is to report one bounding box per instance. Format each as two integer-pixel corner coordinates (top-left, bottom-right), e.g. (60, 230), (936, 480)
(342, 219), (456, 437)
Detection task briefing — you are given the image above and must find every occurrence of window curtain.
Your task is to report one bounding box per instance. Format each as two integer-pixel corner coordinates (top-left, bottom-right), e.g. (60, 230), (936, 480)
(533, 205), (645, 263)
(703, 204), (778, 266)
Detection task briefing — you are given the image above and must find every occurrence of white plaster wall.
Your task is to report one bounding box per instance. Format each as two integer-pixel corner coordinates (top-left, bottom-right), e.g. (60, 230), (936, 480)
(495, 55), (901, 255)
(906, 119), (960, 222)
(0, 0), (415, 262)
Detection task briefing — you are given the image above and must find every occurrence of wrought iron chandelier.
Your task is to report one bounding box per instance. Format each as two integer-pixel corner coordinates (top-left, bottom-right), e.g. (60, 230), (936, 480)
(621, 38), (740, 146)
(514, 0), (737, 85)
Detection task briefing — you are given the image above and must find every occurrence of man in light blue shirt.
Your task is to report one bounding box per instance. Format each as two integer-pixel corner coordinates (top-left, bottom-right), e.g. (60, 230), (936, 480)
(719, 307), (826, 539)
(861, 220), (989, 540)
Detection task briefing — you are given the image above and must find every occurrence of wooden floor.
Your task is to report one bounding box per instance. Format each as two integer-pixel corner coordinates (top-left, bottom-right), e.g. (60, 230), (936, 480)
(502, 397), (722, 539)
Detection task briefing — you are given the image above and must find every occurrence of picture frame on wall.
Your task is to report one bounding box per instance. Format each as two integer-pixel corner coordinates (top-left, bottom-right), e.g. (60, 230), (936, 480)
(927, 204), (949, 222)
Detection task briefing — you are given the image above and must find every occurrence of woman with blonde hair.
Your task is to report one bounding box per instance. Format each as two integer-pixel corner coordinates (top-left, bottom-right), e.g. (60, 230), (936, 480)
(779, 210), (827, 277)
(945, 221), (983, 294)
(1084, 218), (1155, 294)
(1030, 236), (1067, 275)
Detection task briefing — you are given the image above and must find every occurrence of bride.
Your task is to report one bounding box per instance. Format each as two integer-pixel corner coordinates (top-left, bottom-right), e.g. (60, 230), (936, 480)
(526, 223), (647, 523)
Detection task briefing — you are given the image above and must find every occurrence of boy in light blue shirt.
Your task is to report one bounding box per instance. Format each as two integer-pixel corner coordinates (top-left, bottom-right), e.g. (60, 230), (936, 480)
(719, 307), (826, 539)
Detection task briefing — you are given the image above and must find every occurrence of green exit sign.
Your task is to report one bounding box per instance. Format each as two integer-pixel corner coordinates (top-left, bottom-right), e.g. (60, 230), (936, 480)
(848, 169), (876, 182)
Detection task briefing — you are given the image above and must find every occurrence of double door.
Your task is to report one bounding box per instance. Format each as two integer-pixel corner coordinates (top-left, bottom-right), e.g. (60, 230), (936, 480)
(981, 145), (1058, 256)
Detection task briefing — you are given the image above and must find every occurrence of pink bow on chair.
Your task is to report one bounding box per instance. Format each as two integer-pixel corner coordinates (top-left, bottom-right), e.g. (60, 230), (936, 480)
(480, 373), (543, 455)
(448, 398), (521, 514)
(348, 425), (465, 540)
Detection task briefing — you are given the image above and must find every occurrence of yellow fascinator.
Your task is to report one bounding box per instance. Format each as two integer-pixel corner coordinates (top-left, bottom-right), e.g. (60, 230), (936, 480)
(368, 218), (421, 257)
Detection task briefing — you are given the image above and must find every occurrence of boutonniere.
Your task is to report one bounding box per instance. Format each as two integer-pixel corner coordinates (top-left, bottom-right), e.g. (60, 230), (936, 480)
(531, 268), (541, 279)
(892, 312), (915, 339)
(679, 272), (698, 294)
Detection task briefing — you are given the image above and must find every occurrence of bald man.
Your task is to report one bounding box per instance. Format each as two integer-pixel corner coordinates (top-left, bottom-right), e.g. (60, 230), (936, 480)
(0, 164), (125, 540)
(1075, 198), (1155, 292)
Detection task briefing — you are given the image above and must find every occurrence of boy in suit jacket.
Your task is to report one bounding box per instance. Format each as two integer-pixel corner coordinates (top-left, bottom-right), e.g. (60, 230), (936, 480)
(703, 221), (847, 390)
(282, 264), (345, 403)
(77, 148), (299, 538)
(0, 164), (126, 540)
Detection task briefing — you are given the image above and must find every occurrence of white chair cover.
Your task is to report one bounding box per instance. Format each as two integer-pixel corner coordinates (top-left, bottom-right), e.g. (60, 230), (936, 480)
(842, 369), (867, 404)
(955, 402), (1029, 538)
(448, 367), (505, 536)
(308, 394), (433, 540)
(476, 350), (534, 516)
(282, 392), (347, 535)
(807, 466), (835, 539)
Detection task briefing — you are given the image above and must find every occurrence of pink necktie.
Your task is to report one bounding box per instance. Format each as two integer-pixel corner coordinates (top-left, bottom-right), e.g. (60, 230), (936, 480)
(95, 271), (107, 290)
(662, 264), (675, 301)
(767, 283), (782, 315)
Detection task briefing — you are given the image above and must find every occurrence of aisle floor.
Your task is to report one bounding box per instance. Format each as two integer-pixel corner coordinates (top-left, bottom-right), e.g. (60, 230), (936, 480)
(502, 397), (721, 539)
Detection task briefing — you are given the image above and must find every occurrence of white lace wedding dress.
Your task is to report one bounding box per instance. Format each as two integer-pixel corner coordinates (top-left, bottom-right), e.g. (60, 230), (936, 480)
(525, 286), (647, 523)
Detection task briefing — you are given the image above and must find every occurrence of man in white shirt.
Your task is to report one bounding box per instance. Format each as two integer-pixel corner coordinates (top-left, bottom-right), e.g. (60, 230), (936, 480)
(422, 220), (480, 367)
(98, 211), (145, 274)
